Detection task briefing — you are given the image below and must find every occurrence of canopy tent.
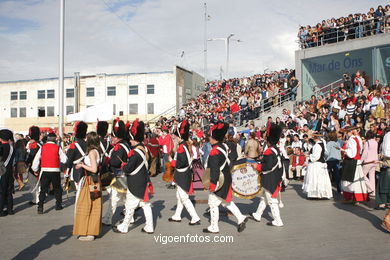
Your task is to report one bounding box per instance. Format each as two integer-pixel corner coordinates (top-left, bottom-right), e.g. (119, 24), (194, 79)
(66, 102), (113, 123)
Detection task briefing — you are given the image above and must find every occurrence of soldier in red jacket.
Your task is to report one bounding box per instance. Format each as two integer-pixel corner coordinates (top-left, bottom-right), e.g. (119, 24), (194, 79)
(32, 133), (67, 214)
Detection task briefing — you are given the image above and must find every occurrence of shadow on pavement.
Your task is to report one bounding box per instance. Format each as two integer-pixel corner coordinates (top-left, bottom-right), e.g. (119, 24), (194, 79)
(11, 225), (73, 260)
(333, 202), (389, 233)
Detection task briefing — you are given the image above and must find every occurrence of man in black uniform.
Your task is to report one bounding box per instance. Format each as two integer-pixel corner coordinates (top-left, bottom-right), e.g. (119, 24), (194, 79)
(114, 119), (154, 234)
(251, 123), (284, 227)
(168, 120), (201, 225)
(0, 129), (15, 216)
(26, 126), (42, 205)
(102, 119), (131, 226)
(65, 121), (87, 189)
(203, 122), (248, 233)
(96, 121), (112, 187)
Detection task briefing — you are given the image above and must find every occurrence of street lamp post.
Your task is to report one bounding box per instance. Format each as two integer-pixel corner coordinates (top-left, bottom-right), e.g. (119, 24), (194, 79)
(208, 34), (240, 79)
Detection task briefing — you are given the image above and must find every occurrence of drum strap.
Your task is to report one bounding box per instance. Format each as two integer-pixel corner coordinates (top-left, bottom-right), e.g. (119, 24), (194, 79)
(262, 147), (282, 175)
(175, 145), (192, 173)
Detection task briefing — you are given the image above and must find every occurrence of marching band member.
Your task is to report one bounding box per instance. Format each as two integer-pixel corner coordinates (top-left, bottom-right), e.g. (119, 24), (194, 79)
(102, 119), (131, 226)
(0, 129), (15, 216)
(114, 120), (154, 234)
(302, 134), (333, 199)
(65, 121), (88, 190)
(251, 124), (284, 227)
(203, 122), (248, 234)
(96, 121), (112, 187)
(26, 126), (42, 205)
(32, 133), (67, 214)
(168, 120), (201, 225)
(340, 127), (369, 203)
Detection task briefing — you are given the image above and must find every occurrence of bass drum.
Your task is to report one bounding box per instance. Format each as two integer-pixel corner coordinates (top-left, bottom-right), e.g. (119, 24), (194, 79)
(231, 159), (261, 199)
(110, 176), (128, 194)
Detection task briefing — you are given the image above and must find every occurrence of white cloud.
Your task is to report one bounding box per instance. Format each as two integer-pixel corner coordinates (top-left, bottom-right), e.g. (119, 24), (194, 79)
(0, 0), (385, 81)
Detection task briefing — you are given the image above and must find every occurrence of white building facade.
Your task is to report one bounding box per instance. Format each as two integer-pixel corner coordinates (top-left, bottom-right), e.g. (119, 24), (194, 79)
(0, 66), (204, 132)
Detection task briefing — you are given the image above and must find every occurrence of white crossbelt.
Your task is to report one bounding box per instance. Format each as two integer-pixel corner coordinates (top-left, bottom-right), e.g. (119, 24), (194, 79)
(128, 148), (149, 176)
(262, 147), (282, 175)
(175, 145), (192, 173)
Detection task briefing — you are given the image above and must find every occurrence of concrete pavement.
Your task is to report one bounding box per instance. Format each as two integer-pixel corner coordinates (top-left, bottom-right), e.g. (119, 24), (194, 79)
(0, 178), (389, 260)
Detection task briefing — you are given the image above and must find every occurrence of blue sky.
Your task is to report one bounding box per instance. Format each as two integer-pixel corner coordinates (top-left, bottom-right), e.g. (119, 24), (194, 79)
(0, 0), (386, 81)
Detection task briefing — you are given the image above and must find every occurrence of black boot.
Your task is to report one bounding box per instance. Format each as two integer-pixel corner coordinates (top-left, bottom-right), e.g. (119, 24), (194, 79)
(37, 207), (43, 214)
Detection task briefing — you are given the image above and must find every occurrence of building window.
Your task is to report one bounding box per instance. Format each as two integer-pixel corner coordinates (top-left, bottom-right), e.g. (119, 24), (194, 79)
(37, 90), (45, 99)
(38, 107), (45, 117)
(19, 107), (26, 117)
(107, 86), (116, 96)
(147, 84), (155, 94)
(19, 91), (27, 100)
(10, 108), (17, 118)
(66, 106), (74, 115)
(86, 87), (95, 97)
(129, 85), (138, 95)
(47, 89), (55, 99)
(86, 105), (93, 108)
(66, 88), (74, 98)
(47, 106), (54, 117)
(129, 104), (138, 114)
(11, 92), (18, 100)
(113, 104), (116, 115)
(147, 103), (154, 114)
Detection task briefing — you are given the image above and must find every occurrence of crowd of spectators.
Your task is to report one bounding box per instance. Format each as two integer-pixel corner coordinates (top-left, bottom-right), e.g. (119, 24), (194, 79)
(298, 5), (390, 48)
(162, 69), (299, 132)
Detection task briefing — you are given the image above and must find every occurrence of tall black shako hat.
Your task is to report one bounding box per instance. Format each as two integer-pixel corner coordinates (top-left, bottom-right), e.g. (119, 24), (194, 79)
(112, 118), (126, 139)
(173, 120), (190, 141)
(267, 123), (282, 145)
(129, 119), (145, 142)
(0, 129), (13, 141)
(29, 126), (40, 141)
(74, 121), (88, 139)
(211, 121), (229, 142)
(96, 120), (109, 137)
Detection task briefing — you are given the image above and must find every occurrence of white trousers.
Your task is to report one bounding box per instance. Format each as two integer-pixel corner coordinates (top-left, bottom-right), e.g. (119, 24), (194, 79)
(171, 186), (200, 223)
(207, 193), (246, 233)
(28, 174), (40, 204)
(117, 190), (154, 233)
(252, 188), (283, 226)
(102, 187), (128, 225)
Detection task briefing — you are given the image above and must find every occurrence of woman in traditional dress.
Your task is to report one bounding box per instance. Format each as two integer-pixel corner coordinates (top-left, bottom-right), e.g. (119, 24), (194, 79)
(302, 134), (333, 199)
(73, 132), (102, 241)
(340, 127), (369, 203)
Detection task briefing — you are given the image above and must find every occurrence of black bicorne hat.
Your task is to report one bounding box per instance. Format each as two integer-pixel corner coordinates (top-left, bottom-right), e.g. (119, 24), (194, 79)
(173, 120), (190, 141)
(74, 121), (88, 139)
(129, 119), (145, 142)
(29, 126), (40, 141)
(96, 121), (109, 137)
(112, 118), (126, 139)
(268, 123), (282, 145)
(211, 121), (229, 142)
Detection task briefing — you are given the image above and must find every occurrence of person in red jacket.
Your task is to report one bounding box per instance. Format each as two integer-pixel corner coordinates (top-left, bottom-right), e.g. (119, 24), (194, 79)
(32, 133), (67, 214)
(288, 147), (306, 180)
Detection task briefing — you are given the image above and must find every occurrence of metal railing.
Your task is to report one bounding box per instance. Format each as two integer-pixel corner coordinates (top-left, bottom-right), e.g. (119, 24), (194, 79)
(234, 78), (343, 127)
(298, 15), (390, 49)
(146, 105), (177, 124)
